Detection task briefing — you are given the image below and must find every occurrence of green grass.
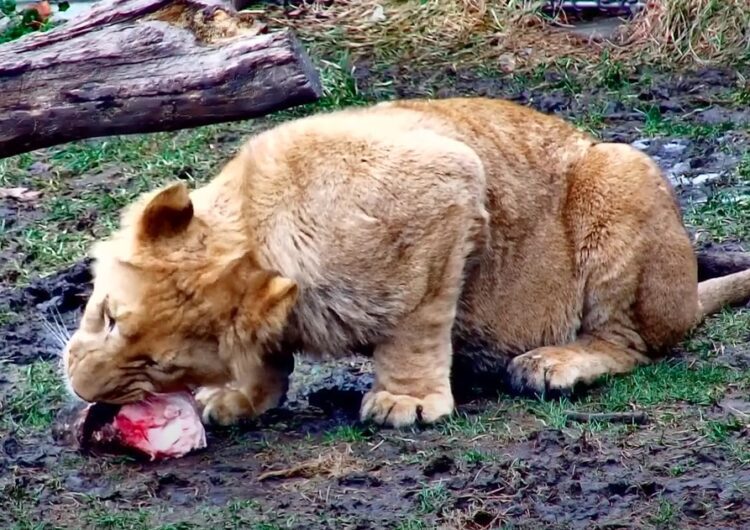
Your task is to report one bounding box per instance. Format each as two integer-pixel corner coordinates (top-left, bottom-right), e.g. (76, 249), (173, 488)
(394, 519), (427, 530)
(732, 84), (750, 105)
(437, 411), (491, 438)
(0, 307), (17, 326)
(18, 224), (91, 275)
(416, 482), (450, 514)
(592, 361), (736, 411)
(701, 417), (745, 444)
(592, 50), (630, 91)
(0, 126), (243, 283)
(527, 398), (571, 429)
(3, 475), (66, 530)
(323, 424), (369, 444)
(700, 417), (750, 465)
(684, 308), (750, 354)
(648, 498), (680, 527)
(462, 448), (491, 465)
(0, 142), (211, 281)
(2, 361), (66, 431)
(727, 441), (750, 466)
(684, 191), (750, 243)
(74, 500), (294, 530)
(573, 105), (606, 137)
(10, 517), (66, 530)
(668, 464), (686, 476)
(639, 105), (736, 139)
(739, 152), (750, 180)
(524, 317), (746, 424)
(524, 358), (737, 424)
(683, 151), (750, 243)
(84, 508), (152, 530)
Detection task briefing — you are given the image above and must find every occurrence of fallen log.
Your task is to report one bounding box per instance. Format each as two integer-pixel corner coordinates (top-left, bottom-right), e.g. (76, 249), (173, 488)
(696, 250), (750, 281)
(0, 0), (322, 159)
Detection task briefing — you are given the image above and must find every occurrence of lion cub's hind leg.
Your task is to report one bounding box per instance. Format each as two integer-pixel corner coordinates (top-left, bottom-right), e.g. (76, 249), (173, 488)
(507, 335), (650, 397)
(508, 142), (698, 397)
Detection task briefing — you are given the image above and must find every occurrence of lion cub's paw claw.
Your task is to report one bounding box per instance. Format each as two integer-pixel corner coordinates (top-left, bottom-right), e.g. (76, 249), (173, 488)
(195, 386), (253, 427)
(507, 350), (592, 397)
(359, 390), (454, 428)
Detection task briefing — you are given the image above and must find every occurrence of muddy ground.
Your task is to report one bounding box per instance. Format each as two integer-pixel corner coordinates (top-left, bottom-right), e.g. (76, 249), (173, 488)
(1, 51), (750, 530)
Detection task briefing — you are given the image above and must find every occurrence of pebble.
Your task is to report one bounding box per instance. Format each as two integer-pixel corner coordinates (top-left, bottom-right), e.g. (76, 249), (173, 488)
(691, 173), (722, 186)
(668, 175), (691, 187)
(662, 142), (688, 153)
(667, 162), (692, 187)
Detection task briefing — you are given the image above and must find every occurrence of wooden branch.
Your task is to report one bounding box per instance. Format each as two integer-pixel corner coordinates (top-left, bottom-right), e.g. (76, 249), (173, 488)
(696, 250), (750, 282)
(564, 410), (650, 425)
(0, 0), (322, 159)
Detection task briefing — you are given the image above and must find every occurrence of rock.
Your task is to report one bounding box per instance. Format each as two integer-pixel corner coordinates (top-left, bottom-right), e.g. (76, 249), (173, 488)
(667, 161), (691, 186)
(697, 107), (729, 125)
(719, 398), (750, 423)
(691, 173), (722, 186)
(663, 141), (688, 153)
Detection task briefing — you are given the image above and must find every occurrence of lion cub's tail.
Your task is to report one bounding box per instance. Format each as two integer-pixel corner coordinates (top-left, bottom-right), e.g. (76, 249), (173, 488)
(696, 253), (750, 320)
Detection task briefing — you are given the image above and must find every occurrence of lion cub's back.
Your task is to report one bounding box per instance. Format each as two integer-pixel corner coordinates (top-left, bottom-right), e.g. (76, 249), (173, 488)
(242, 104), (492, 354)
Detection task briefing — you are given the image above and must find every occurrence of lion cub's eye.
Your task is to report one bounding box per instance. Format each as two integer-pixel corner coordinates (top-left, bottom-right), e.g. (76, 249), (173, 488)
(104, 306), (117, 333)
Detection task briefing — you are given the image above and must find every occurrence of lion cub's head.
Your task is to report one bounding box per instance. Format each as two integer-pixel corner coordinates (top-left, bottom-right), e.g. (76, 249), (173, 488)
(63, 182), (297, 404)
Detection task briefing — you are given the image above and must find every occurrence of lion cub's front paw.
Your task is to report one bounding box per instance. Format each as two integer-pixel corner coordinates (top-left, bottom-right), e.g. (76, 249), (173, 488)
(359, 390), (454, 428)
(195, 386), (254, 427)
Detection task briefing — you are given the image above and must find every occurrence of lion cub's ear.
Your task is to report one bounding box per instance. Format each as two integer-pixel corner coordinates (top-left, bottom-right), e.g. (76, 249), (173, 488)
(137, 182), (194, 241)
(249, 272), (298, 336)
(259, 274), (298, 323)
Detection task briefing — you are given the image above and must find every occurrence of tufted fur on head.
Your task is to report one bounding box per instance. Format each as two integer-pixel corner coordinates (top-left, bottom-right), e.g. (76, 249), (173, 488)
(63, 179), (297, 405)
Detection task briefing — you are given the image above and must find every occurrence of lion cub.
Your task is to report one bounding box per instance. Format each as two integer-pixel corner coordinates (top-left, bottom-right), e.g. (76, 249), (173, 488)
(63, 98), (750, 428)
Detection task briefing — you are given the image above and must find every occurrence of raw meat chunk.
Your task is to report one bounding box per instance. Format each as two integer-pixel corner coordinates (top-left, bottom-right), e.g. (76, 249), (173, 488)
(76, 392), (206, 461)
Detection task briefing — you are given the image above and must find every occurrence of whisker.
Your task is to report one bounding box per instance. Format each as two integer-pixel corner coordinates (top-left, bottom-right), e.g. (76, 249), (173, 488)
(56, 321), (71, 344)
(41, 318), (59, 341)
(52, 306), (72, 341)
(41, 314), (68, 350)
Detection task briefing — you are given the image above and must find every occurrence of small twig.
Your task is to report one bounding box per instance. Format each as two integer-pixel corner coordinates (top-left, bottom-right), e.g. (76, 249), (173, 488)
(257, 463), (312, 481)
(564, 410), (650, 425)
(257, 448), (357, 481)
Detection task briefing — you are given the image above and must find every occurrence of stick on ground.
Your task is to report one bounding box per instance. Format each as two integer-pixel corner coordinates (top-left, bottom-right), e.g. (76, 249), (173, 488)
(564, 411), (650, 425)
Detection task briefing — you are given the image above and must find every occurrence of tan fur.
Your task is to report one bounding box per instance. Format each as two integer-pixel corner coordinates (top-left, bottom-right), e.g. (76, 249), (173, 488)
(62, 97), (750, 428)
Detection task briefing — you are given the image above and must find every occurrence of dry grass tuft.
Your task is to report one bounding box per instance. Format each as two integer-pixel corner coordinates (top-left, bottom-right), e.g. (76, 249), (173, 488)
(257, 445), (362, 482)
(250, 0), (748, 73)
(259, 0), (597, 72)
(619, 0), (749, 66)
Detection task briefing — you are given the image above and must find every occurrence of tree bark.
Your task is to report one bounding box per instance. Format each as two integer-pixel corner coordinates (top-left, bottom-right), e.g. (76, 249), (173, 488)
(0, 0), (322, 159)
(696, 250), (750, 281)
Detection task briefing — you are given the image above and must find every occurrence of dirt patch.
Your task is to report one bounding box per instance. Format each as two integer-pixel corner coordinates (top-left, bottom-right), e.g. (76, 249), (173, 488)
(2, 397), (748, 529)
(0, 259), (92, 364)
